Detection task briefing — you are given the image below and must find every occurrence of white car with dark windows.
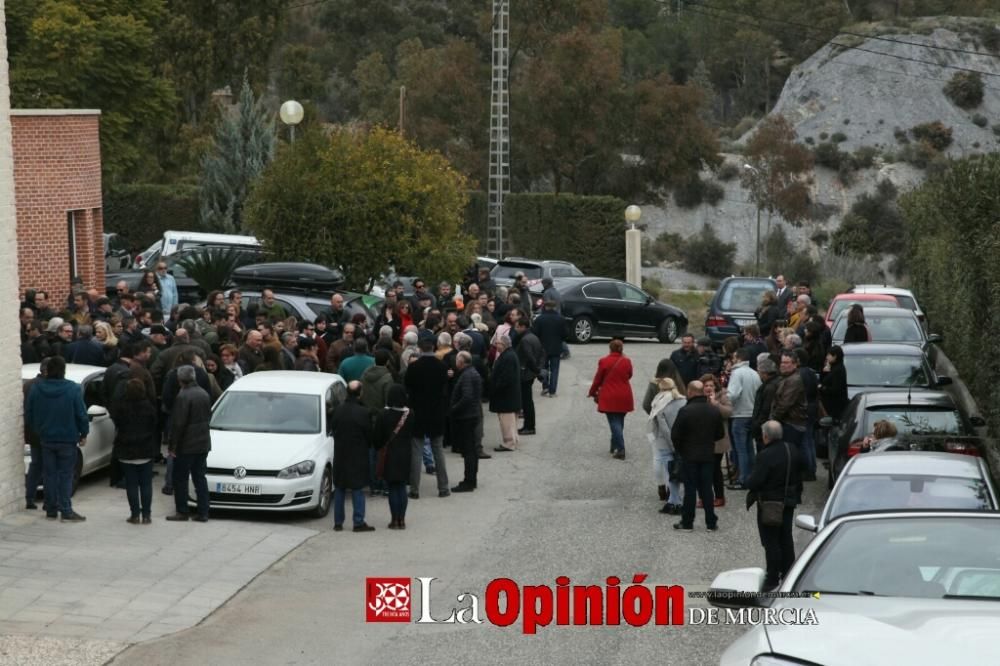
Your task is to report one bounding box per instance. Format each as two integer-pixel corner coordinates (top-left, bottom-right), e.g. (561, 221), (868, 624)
(204, 371), (347, 517)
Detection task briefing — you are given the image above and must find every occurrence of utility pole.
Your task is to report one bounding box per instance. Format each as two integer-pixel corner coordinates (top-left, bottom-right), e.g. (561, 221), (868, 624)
(398, 85), (406, 137)
(487, 0), (510, 259)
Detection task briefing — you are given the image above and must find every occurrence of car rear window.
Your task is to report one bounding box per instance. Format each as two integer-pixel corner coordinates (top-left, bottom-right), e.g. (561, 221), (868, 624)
(829, 475), (991, 521)
(843, 354), (929, 388)
(895, 295), (917, 311)
(833, 313), (922, 343)
(718, 280), (773, 312)
(864, 406), (963, 436)
(829, 297), (898, 322)
(492, 263), (543, 280)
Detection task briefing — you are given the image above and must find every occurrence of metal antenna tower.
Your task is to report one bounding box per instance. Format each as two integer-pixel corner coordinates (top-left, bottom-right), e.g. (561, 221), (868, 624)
(487, 0), (510, 259)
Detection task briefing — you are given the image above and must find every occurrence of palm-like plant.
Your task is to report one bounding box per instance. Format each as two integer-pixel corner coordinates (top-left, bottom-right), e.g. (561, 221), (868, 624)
(176, 247), (257, 292)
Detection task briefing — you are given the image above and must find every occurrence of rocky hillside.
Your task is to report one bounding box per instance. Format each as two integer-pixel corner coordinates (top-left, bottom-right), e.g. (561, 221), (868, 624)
(643, 17), (1000, 268)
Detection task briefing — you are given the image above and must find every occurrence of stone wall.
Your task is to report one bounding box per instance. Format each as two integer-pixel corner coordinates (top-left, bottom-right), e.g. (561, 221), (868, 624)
(0, 6), (25, 517)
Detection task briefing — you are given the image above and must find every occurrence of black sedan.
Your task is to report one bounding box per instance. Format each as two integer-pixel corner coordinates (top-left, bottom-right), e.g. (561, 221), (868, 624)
(841, 343), (952, 399)
(822, 389), (986, 489)
(533, 277), (688, 343)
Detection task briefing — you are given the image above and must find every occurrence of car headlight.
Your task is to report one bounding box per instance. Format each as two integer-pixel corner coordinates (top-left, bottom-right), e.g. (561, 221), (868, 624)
(752, 656), (823, 666)
(277, 460), (316, 479)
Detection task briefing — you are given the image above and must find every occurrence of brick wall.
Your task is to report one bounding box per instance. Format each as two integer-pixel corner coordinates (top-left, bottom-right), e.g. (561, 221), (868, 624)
(11, 110), (103, 306)
(0, 8), (25, 517)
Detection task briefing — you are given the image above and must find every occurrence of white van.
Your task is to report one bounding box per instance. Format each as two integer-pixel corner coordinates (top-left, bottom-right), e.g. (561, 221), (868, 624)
(160, 230), (260, 258)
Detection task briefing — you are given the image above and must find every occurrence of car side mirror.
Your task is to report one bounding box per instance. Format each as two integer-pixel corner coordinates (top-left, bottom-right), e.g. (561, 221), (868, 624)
(795, 514), (818, 532)
(936, 376), (953, 387)
(819, 416), (834, 429)
(971, 416), (987, 428)
(927, 333), (943, 344)
(707, 568), (766, 608)
(87, 405), (108, 420)
(646, 295), (654, 305)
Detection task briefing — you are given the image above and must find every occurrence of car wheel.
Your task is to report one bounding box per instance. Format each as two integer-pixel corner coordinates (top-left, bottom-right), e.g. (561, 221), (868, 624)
(311, 466), (332, 518)
(71, 450), (82, 496)
(658, 317), (680, 344)
(571, 316), (594, 344)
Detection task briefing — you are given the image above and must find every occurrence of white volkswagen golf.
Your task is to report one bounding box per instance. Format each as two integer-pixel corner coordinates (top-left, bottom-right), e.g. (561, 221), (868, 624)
(205, 371), (347, 517)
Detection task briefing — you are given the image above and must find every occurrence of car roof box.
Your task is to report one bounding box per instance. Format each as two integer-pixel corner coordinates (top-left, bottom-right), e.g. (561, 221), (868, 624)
(231, 262), (344, 291)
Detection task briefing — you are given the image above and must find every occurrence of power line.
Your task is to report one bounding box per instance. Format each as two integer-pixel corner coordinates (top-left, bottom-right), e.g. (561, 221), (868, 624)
(685, 4), (1000, 79)
(287, 0), (332, 10)
(694, 1), (1000, 61)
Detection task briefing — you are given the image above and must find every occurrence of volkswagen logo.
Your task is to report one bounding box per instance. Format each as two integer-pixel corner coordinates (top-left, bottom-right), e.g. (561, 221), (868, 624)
(233, 466), (248, 480)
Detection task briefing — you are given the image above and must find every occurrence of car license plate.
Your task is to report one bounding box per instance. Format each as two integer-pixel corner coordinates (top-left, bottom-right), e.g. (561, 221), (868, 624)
(215, 483), (262, 495)
(735, 319), (756, 327)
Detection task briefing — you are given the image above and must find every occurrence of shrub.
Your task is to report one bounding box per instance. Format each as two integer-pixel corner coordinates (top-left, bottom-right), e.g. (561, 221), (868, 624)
(674, 177), (723, 208)
(642, 276), (665, 298)
(852, 145), (879, 169)
(813, 142), (847, 169)
(831, 132), (848, 144)
(810, 230), (829, 245)
(681, 225), (736, 278)
(819, 132), (829, 141)
(807, 201), (839, 222)
(899, 141), (938, 169)
(649, 232), (686, 263)
(911, 121), (953, 151)
(993, 124), (1000, 137)
(703, 181), (725, 206)
(973, 114), (988, 128)
(943, 71), (984, 109)
(730, 116), (757, 139)
(104, 183), (201, 250)
(804, 136), (815, 145)
(831, 180), (902, 255)
(843, 118), (851, 125)
(893, 127), (910, 144)
(716, 162), (741, 181)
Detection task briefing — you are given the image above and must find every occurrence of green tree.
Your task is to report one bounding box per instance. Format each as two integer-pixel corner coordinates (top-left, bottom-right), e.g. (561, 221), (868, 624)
(245, 127), (475, 292)
(8, 0), (176, 184)
(742, 115), (814, 227)
(199, 74), (276, 233)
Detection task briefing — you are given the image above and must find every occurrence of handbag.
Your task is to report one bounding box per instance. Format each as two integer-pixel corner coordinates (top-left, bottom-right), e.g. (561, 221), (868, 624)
(376, 410), (409, 479)
(593, 356), (623, 404)
(759, 443), (791, 527)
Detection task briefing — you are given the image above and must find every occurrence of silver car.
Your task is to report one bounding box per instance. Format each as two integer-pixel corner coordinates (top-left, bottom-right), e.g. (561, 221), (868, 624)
(796, 451), (998, 534)
(709, 512), (1000, 666)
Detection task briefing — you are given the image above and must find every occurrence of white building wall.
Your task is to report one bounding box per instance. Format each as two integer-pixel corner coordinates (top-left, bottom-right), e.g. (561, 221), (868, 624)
(0, 6), (25, 517)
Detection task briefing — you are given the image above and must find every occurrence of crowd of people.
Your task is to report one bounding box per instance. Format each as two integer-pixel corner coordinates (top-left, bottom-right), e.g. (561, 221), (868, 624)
(18, 268), (569, 531)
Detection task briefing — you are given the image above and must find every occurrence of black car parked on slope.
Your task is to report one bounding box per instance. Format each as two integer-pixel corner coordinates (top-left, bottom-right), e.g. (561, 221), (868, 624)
(532, 277), (688, 344)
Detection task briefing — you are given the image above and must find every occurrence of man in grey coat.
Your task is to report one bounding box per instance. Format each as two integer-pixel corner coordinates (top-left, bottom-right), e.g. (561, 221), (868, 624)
(514, 318), (544, 436)
(166, 365), (212, 522)
(450, 351), (483, 493)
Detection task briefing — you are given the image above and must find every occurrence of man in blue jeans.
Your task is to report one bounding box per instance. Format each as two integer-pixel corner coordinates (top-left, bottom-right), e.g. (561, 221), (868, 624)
(670, 381), (725, 531)
(532, 300), (565, 397)
(25, 356), (89, 522)
(331, 381), (376, 532)
(725, 348), (762, 489)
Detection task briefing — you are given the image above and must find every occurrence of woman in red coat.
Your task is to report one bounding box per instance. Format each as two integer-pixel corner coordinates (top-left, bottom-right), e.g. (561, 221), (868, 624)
(588, 339), (635, 460)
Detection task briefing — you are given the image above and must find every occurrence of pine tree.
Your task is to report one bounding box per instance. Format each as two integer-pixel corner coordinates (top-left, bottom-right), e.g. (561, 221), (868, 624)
(689, 60), (717, 123)
(199, 72), (276, 233)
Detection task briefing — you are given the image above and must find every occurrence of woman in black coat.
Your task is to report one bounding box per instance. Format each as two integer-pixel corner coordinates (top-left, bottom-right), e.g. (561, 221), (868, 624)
(843, 304), (869, 343)
(375, 385), (413, 530)
(110, 378), (160, 524)
(819, 345), (849, 421)
(756, 291), (783, 337)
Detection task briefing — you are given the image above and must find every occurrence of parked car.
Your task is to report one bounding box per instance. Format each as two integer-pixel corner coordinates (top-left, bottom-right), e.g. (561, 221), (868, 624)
(204, 371), (347, 517)
(709, 512), (1000, 666)
(831, 306), (942, 359)
(849, 284), (927, 326)
(796, 451), (998, 534)
(841, 342), (950, 399)
(823, 389), (986, 487)
(23, 363), (115, 495)
(159, 230), (260, 259)
(532, 277), (688, 343)
(103, 233), (131, 273)
(489, 258), (584, 288)
(704, 276), (776, 344)
(132, 240), (162, 269)
(824, 292), (900, 328)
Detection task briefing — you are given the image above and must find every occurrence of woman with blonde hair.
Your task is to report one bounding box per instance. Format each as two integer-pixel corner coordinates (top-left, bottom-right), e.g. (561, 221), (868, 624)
(93, 320), (119, 366)
(648, 376), (686, 514)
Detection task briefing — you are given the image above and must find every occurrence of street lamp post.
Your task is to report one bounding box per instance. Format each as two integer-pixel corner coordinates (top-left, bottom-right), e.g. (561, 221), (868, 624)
(625, 205), (642, 288)
(279, 100), (304, 144)
(743, 164), (762, 277)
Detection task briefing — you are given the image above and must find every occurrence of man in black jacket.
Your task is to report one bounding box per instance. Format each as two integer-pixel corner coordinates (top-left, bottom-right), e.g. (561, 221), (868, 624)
(670, 381), (725, 531)
(750, 357), (781, 453)
(514, 319), (544, 436)
(403, 332), (450, 498)
(450, 352), (483, 493)
(331, 381), (376, 532)
(490, 335), (522, 452)
(532, 301), (565, 397)
(747, 421), (804, 590)
(166, 366), (212, 522)
(670, 335), (699, 385)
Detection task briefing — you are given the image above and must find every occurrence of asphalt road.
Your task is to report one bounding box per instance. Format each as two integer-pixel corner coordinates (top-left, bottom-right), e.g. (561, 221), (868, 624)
(113, 340), (828, 666)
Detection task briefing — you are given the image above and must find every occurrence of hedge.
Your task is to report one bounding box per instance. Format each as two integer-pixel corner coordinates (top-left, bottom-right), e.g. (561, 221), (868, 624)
(103, 183), (201, 251)
(465, 192), (627, 279)
(902, 154), (1000, 438)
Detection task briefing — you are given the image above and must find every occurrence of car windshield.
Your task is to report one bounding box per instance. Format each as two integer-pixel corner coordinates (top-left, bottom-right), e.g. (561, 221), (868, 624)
(719, 280), (772, 312)
(829, 475), (992, 521)
(864, 406), (963, 436)
(830, 298), (897, 321)
(834, 314), (923, 343)
(844, 354), (930, 387)
(795, 517), (1000, 599)
(492, 264), (543, 280)
(894, 295), (918, 311)
(211, 391), (321, 434)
